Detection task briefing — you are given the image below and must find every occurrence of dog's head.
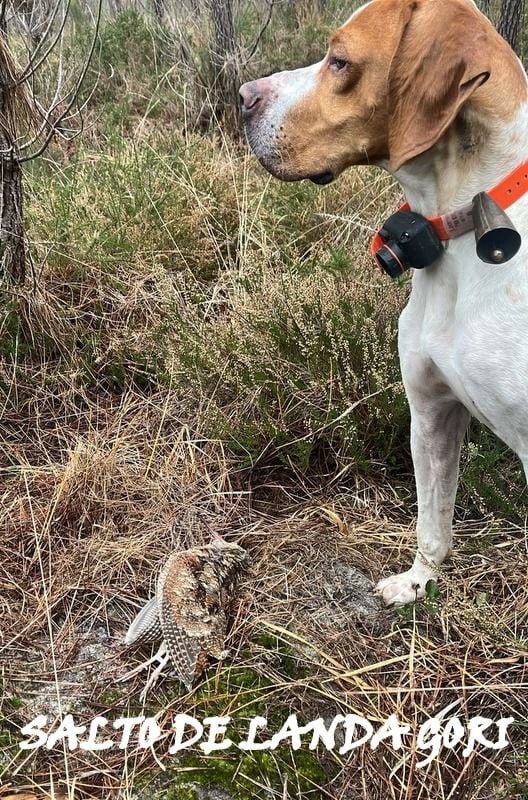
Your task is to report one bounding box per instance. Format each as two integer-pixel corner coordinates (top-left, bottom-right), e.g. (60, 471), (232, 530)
(241, 0), (522, 180)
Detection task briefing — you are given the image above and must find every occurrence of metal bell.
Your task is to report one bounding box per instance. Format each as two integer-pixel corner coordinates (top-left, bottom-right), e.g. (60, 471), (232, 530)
(472, 191), (522, 264)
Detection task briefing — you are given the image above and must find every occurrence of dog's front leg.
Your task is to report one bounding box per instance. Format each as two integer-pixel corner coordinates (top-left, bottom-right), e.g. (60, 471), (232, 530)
(377, 388), (470, 606)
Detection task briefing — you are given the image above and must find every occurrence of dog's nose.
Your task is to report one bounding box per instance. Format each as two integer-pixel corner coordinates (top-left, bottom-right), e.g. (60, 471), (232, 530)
(240, 81), (264, 117)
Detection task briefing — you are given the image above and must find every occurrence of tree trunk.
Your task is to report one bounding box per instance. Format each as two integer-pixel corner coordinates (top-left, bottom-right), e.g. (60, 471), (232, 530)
(0, 145), (25, 284)
(152, 0), (165, 21)
(498, 0), (524, 51)
(0, 27), (25, 284)
(206, 0), (240, 130)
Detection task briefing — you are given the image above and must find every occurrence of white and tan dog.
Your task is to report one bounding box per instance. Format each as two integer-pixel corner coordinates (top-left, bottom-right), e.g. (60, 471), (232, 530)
(240, 0), (528, 605)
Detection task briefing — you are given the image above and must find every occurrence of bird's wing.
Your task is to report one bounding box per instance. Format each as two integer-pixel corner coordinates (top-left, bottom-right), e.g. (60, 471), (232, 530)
(124, 596), (162, 645)
(155, 543), (249, 689)
(159, 593), (201, 691)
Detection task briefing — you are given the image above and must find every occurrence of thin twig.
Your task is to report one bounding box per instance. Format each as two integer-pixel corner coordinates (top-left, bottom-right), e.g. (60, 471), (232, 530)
(243, 0), (275, 65)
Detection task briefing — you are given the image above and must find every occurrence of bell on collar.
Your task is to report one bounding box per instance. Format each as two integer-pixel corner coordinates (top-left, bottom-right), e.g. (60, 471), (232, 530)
(472, 191), (522, 264)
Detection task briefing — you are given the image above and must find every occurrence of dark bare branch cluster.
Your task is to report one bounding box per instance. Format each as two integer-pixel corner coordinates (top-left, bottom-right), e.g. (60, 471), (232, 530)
(0, 0), (101, 282)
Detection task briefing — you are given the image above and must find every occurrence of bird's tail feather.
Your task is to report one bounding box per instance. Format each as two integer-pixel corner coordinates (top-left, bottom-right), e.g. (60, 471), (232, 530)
(124, 596), (162, 645)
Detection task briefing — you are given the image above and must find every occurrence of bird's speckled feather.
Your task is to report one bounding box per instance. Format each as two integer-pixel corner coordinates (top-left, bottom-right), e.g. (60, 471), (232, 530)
(124, 540), (248, 691)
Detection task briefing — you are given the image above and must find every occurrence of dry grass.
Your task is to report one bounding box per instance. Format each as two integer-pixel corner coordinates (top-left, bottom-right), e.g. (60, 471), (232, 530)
(0, 382), (526, 798)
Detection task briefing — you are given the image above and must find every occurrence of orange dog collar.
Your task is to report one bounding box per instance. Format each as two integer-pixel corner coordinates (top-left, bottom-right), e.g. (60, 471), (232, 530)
(371, 160), (528, 267)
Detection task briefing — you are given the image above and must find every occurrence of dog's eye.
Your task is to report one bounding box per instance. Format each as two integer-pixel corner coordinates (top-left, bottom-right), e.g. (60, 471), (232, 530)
(329, 56), (348, 73)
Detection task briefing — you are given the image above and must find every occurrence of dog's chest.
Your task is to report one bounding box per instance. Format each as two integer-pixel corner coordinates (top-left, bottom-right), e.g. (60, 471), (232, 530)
(400, 258), (528, 452)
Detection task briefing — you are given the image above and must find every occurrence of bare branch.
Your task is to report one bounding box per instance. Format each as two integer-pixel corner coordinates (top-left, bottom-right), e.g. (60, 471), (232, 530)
(243, 0), (275, 65)
(0, 0), (8, 34)
(17, 0), (71, 85)
(20, 0), (102, 162)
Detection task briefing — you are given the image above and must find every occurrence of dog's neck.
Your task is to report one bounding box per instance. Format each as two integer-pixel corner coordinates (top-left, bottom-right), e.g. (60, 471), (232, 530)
(383, 103), (528, 219)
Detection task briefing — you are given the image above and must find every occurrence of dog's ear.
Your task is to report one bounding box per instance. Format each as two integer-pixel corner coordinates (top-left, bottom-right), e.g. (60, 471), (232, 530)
(388, 1), (491, 171)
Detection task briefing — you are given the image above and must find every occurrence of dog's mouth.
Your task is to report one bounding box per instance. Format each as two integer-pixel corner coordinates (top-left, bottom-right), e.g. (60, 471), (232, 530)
(309, 171), (334, 186)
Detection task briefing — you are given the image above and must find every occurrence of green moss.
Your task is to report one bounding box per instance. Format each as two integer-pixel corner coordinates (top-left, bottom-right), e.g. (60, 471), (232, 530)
(98, 688), (128, 707)
(138, 747), (327, 800)
(0, 719), (19, 778)
(135, 634), (330, 799)
(179, 747), (327, 799)
(5, 696), (24, 710)
(491, 751), (528, 799)
(162, 786), (197, 800)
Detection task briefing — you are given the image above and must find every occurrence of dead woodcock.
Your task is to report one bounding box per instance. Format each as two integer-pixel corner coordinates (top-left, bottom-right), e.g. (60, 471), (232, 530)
(122, 539), (249, 697)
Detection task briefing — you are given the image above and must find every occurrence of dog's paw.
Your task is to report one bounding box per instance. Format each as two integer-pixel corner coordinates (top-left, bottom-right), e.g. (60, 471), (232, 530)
(375, 569), (432, 607)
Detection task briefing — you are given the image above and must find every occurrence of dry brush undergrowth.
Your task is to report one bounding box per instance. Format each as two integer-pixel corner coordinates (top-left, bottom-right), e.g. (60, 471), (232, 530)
(0, 395), (526, 799)
(0, 6), (527, 800)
